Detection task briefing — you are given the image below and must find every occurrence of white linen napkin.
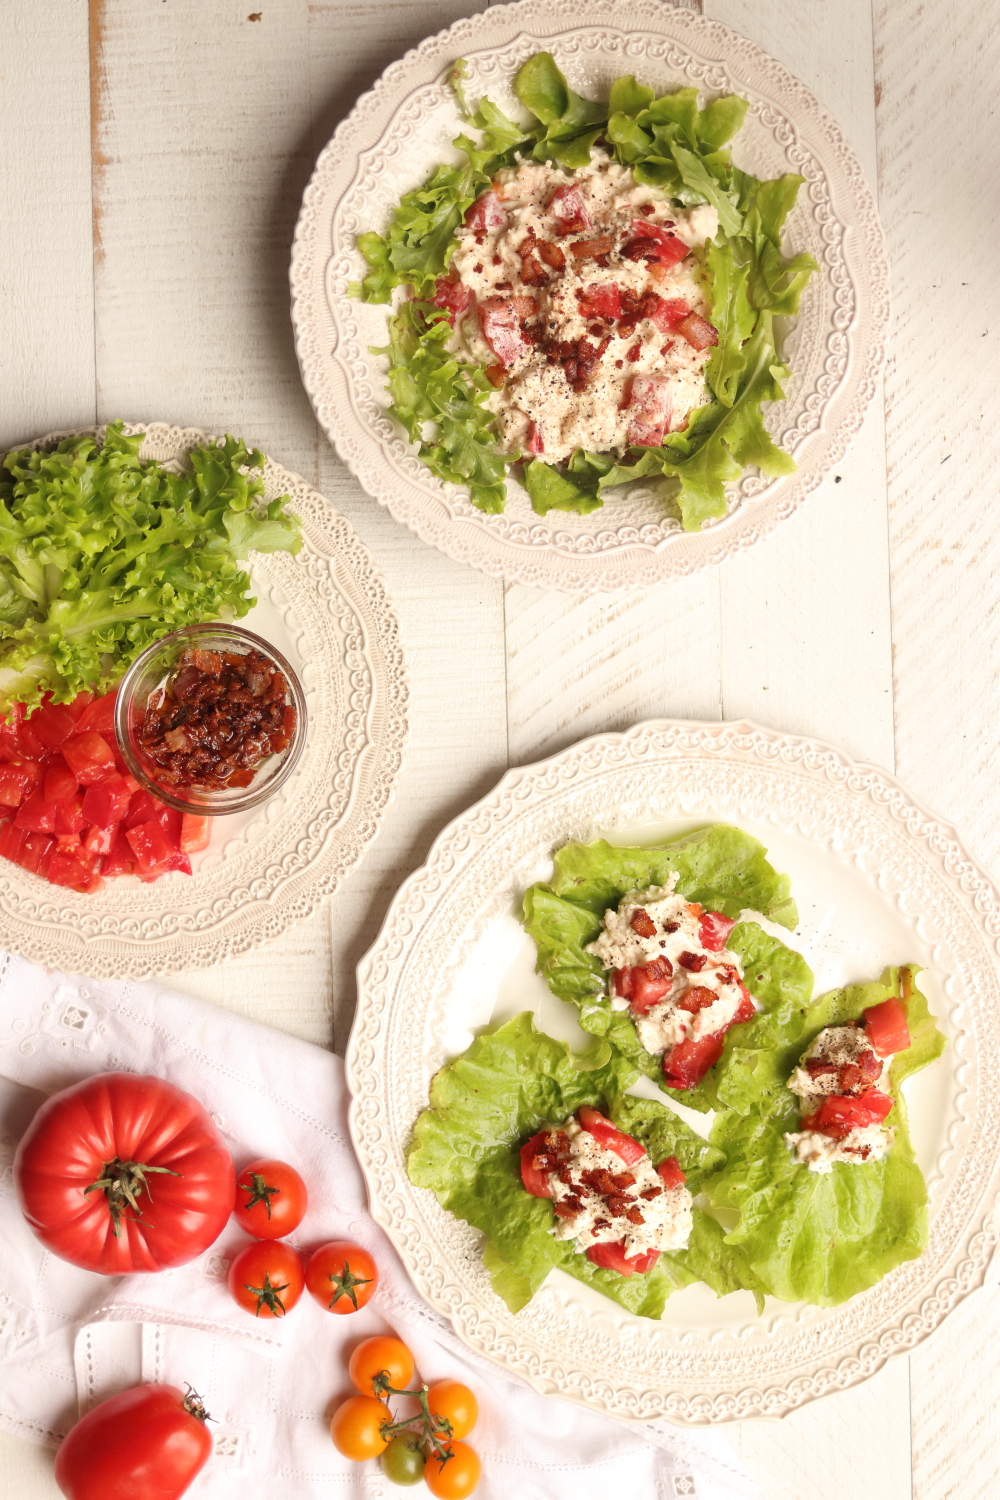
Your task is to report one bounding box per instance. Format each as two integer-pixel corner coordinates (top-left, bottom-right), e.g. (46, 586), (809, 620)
(0, 951), (760, 1499)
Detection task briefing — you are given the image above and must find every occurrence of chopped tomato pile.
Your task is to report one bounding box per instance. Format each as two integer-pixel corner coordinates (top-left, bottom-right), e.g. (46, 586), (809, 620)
(0, 690), (210, 893)
(799, 998), (912, 1142)
(137, 646), (296, 792)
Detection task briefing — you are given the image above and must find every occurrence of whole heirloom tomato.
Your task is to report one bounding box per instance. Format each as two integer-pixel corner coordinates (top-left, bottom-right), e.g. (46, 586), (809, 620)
(54, 1383), (212, 1500)
(14, 1072), (235, 1274)
(233, 1157), (308, 1239)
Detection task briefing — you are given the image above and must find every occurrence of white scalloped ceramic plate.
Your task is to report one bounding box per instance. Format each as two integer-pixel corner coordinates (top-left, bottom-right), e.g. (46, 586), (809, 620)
(291, 0), (888, 592)
(0, 424), (407, 979)
(347, 720), (1000, 1423)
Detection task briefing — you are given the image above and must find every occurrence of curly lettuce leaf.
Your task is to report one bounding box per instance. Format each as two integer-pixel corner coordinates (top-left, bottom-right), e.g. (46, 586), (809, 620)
(701, 967), (946, 1304)
(0, 423), (301, 714)
(408, 1011), (760, 1316)
(514, 51), (607, 170)
(521, 826), (811, 1109)
(373, 301), (506, 512)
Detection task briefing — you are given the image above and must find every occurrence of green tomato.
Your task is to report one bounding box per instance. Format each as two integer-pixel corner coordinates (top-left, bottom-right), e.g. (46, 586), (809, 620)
(380, 1435), (426, 1487)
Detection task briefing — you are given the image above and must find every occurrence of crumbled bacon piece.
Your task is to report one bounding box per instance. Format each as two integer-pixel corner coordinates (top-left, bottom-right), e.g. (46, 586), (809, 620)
(553, 1198), (583, 1218)
(625, 1206), (646, 1226)
(484, 363), (505, 388)
(678, 951), (707, 972)
(631, 907), (657, 938)
(640, 1186), (663, 1200)
(714, 964), (741, 986)
(676, 312), (719, 350)
(676, 986), (718, 1015)
(626, 341), (642, 362)
(569, 235), (613, 260)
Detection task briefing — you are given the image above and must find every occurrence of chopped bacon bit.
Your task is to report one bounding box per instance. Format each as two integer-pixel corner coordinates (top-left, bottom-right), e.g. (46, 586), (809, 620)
(677, 312), (719, 350)
(714, 964), (741, 986)
(535, 238), (566, 270)
(611, 1172), (636, 1189)
(496, 280), (513, 291)
(592, 1217), (612, 1230)
(664, 921), (679, 934)
(484, 363), (506, 388)
(859, 1048), (884, 1082)
(805, 1058), (839, 1077)
(625, 1206), (646, 1226)
(473, 261), (483, 274)
(475, 235), (484, 246)
(553, 1198), (583, 1219)
(588, 322), (605, 338)
(615, 359), (624, 369)
(637, 203), (654, 215)
(492, 254), (502, 266)
(626, 341), (642, 362)
(520, 253), (549, 286)
(639, 1186), (664, 1200)
(660, 342), (675, 355)
(605, 1194), (633, 1216)
(677, 985), (718, 1015)
(678, 951), (707, 972)
(569, 235), (613, 260)
(631, 907), (657, 938)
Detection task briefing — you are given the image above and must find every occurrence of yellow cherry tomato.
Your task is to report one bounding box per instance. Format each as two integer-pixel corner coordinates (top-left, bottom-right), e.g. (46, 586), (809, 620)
(427, 1380), (478, 1440)
(425, 1440), (481, 1499)
(348, 1335), (415, 1397)
(330, 1395), (390, 1460)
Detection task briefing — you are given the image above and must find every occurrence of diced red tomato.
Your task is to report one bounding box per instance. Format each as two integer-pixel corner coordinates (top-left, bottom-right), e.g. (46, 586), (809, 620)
(656, 1156), (686, 1190)
(16, 832), (53, 877)
(519, 1132), (554, 1198)
(699, 910), (736, 951)
(733, 985), (756, 1025)
(464, 190), (505, 233)
(62, 732), (116, 786)
(47, 848), (100, 891)
(612, 966), (634, 1000)
(17, 720), (45, 759)
(627, 374), (673, 446)
(432, 276), (474, 326)
(863, 997), (911, 1057)
(0, 822), (27, 863)
(125, 819), (171, 874)
(0, 764), (33, 808)
(179, 814), (211, 853)
(54, 794), (87, 836)
(547, 185), (592, 233)
(627, 958), (674, 1015)
(663, 1032), (726, 1090)
(576, 1105), (645, 1165)
(82, 822), (117, 857)
(526, 421), (544, 455)
(43, 756), (79, 803)
(586, 1241), (659, 1277)
(103, 827), (136, 877)
(622, 220), (691, 265)
(73, 692), (117, 734)
(30, 702), (77, 751)
(65, 691), (95, 722)
(676, 312), (719, 351)
(125, 790), (159, 829)
(14, 792), (58, 834)
(802, 1091), (894, 1140)
(578, 282), (621, 319)
(478, 296), (536, 367)
(0, 717), (20, 761)
(649, 297), (691, 334)
(154, 803), (184, 849)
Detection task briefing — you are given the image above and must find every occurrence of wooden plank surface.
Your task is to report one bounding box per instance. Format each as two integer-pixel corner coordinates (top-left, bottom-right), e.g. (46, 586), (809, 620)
(0, 0), (985, 1495)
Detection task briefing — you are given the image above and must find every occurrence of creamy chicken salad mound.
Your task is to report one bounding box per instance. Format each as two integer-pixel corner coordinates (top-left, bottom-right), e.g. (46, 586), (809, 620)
(356, 51), (818, 531)
(784, 1014), (901, 1174)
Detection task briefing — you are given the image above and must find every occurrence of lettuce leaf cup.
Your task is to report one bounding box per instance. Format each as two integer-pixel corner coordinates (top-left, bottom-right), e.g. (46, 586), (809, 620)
(522, 824), (814, 1111)
(408, 1011), (764, 1318)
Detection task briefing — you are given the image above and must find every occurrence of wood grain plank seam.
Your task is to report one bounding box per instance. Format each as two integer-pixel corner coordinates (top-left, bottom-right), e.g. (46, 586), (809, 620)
(87, 0), (107, 422)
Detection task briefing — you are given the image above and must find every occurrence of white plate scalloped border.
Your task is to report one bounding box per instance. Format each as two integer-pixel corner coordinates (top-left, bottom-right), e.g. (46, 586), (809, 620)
(0, 423), (408, 979)
(346, 720), (1000, 1423)
(290, 0), (889, 592)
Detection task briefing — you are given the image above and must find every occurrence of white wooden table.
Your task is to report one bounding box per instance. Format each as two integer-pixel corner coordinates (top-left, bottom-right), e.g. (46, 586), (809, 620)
(3, 1), (999, 1494)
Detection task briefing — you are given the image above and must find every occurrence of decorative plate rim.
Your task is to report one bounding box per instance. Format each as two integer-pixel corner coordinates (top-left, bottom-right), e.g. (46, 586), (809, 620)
(346, 718), (1000, 1423)
(290, 0), (890, 592)
(0, 422), (408, 979)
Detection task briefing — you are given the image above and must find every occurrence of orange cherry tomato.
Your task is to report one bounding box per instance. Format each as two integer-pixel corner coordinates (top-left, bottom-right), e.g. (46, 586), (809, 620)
(306, 1240), (378, 1314)
(427, 1380), (478, 1441)
(348, 1335), (414, 1398)
(425, 1440), (481, 1498)
(233, 1158), (308, 1239)
(227, 1239), (304, 1318)
(330, 1395), (390, 1460)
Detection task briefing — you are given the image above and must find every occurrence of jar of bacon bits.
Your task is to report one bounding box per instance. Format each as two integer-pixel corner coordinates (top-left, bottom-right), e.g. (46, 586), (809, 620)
(114, 624), (307, 815)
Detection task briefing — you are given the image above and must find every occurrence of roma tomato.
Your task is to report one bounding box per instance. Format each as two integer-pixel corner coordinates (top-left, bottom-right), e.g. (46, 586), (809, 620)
(427, 1381), (478, 1441)
(330, 1395), (390, 1460)
(424, 1440), (482, 1499)
(13, 1072), (235, 1274)
(54, 1383), (212, 1500)
(306, 1240), (378, 1313)
(233, 1158), (308, 1239)
(227, 1239), (304, 1318)
(348, 1335), (415, 1397)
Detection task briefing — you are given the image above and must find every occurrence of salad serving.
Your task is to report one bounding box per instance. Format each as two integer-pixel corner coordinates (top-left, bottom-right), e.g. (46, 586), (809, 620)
(409, 829), (946, 1317)
(356, 52), (817, 530)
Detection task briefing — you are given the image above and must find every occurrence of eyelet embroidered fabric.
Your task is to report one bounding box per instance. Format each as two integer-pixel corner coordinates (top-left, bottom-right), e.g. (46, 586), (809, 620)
(0, 953), (759, 1500)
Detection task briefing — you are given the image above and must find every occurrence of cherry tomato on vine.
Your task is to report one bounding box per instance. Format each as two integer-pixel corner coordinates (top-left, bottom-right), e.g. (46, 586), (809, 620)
(424, 1440), (482, 1498)
(348, 1335), (414, 1397)
(227, 1239), (304, 1318)
(427, 1380), (478, 1441)
(380, 1433), (426, 1486)
(233, 1158), (307, 1239)
(306, 1240), (378, 1313)
(330, 1395), (390, 1460)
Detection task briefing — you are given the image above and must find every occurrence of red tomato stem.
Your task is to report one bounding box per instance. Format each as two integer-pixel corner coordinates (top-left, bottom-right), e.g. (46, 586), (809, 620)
(83, 1156), (182, 1238)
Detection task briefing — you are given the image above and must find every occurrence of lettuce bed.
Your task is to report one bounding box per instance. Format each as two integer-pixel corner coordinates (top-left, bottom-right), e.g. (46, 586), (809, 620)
(355, 52), (817, 528)
(408, 1011), (763, 1317)
(521, 824), (814, 1112)
(702, 966), (946, 1304)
